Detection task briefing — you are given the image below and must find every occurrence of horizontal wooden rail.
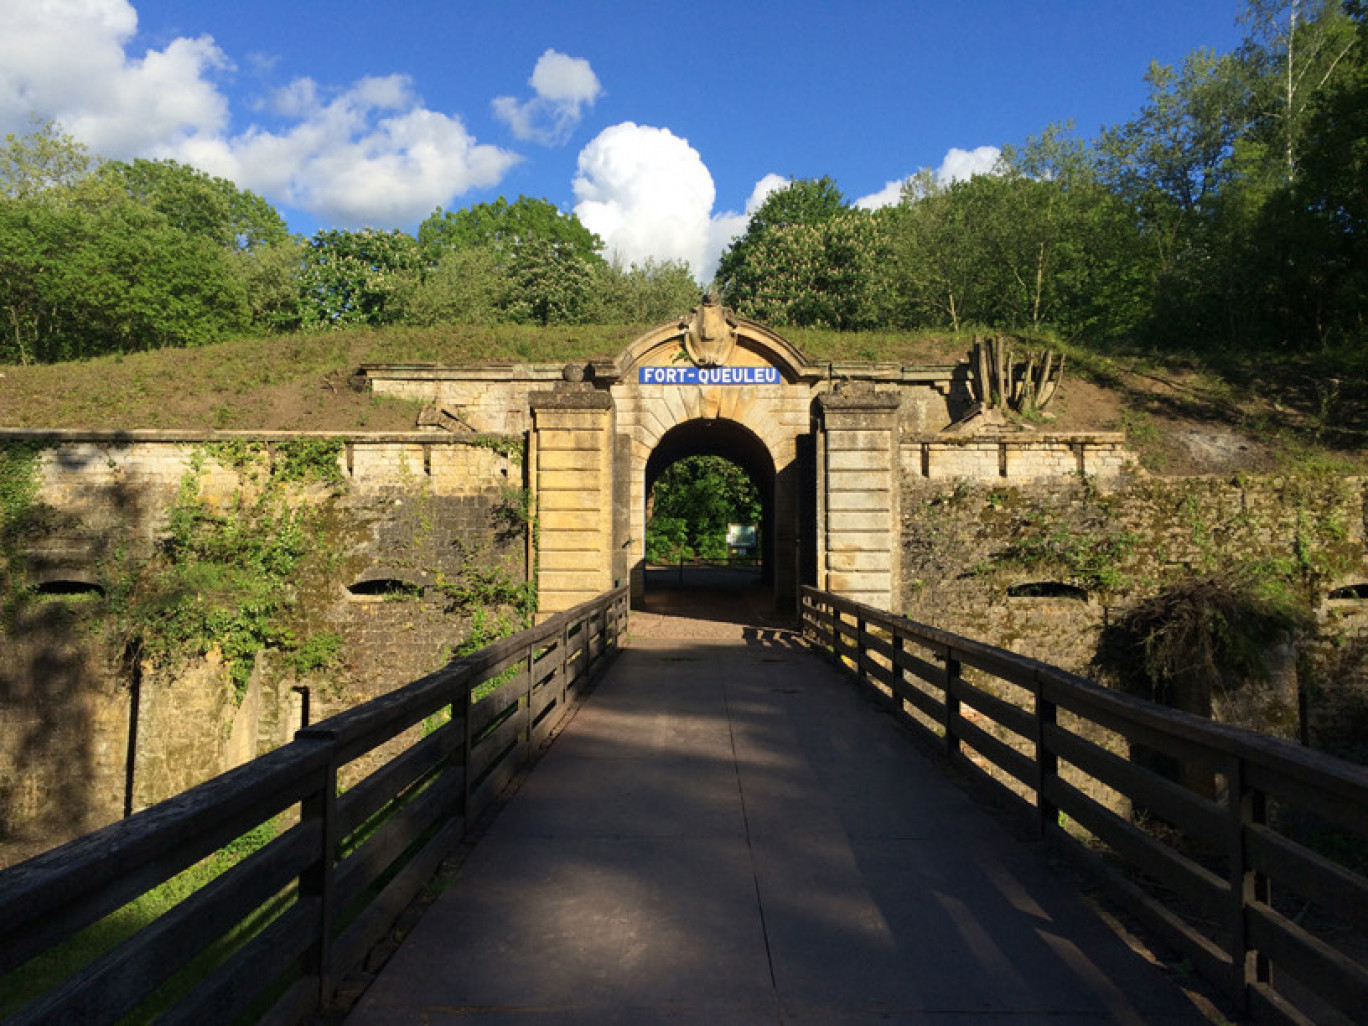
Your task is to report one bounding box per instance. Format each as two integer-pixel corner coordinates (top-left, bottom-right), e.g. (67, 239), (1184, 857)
(802, 586), (1368, 1024)
(0, 586), (629, 1025)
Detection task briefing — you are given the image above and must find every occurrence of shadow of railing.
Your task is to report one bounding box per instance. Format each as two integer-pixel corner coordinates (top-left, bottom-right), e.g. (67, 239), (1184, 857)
(0, 586), (629, 1025)
(802, 586), (1368, 1025)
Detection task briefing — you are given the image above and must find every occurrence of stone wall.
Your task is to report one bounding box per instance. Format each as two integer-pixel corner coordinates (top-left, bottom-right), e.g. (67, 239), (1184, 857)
(0, 432), (524, 867)
(898, 470), (1368, 759)
(361, 365), (563, 437)
(900, 433), (1131, 483)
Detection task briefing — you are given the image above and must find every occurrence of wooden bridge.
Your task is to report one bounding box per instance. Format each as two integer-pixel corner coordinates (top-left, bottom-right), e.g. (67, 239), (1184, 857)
(2, 584), (1366, 1023)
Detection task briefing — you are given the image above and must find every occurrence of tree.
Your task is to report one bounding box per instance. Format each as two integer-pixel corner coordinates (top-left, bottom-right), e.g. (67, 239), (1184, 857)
(99, 158), (289, 251)
(588, 258), (700, 324)
(97, 157), (299, 337)
(500, 235), (598, 326)
(0, 123), (304, 359)
(717, 177), (891, 330)
(417, 196), (605, 325)
(231, 235), (308, 335)
(1238, 0), (1358, 184)
(999, 128), (1152, 339)
(728, 211), (892, 329)
(0, 193), (252, 362)
(0, 118), (95, 198)
(716, 176), (847, 302)
(298, 228), (422, 329)
(389, 247), (505, 327)
(1244, 0), (1368, 344)
(884, 173), (980, 331)
(1094, 50), (1261, 341)
(419, 195), (601, 262)
(647, 456), (761, 561)
(1099, 50), (1252, 248)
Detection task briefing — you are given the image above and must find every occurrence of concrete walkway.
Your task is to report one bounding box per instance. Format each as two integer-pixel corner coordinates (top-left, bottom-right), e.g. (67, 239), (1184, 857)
(347, 587), (1210, 1024)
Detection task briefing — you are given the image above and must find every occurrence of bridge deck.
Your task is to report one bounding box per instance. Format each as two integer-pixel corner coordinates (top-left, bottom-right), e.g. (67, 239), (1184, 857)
(347, 587), (1209, 1024)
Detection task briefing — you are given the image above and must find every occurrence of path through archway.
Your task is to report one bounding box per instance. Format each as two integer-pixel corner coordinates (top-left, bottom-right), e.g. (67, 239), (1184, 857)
(643, 420), (775, 613)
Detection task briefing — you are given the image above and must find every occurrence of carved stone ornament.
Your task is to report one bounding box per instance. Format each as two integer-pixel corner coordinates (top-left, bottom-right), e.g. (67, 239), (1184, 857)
(679, 292), (738, 367)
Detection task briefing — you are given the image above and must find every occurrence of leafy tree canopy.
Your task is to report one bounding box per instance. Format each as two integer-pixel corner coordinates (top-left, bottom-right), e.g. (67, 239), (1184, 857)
(0, 118), (96, 199)
(717, 176), (893, 330)
(99, 158), (290, 251)
(418, 195), (603, 263)
(648, 455), (761, 561)
(0, 193), (252, 362)
(589, 258), (700, 324)
(298, 228), (422, 329)
(716, 176), (847, 300)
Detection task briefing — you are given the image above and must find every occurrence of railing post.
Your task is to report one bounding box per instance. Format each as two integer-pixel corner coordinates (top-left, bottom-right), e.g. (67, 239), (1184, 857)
(560, 619), (572, 693)
(524, 637), (535, 740)
(1227, 756), (1269, 1010)
(462, 680), (475, 815)
(856, 613), (868, 685)
(1035, 676), (1058, 837)
(890, 631), (906, 715)
(944, 648), (962, 762)
(298, 744), (339, 1009)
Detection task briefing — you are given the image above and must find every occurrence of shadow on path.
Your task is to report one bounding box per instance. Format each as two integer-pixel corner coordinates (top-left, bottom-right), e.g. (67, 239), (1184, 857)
(346, 597), (1215, 1024)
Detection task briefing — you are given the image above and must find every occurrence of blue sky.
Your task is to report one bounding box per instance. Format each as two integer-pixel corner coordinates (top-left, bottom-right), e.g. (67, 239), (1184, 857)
(3, 1), (1246, 278)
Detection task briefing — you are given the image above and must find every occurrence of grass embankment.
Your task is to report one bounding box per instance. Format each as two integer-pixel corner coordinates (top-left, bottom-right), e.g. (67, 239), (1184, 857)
(0, 324), (979, 433)
(1, 324), (1364, 475)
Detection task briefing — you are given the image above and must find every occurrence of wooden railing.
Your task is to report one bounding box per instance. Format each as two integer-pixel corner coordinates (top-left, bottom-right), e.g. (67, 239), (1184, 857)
(802, 587), (1368, 1025)
(0, 585), (629, 1025)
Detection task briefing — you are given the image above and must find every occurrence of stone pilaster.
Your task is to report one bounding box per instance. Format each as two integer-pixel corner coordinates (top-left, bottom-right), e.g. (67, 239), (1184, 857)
(817, 389), (901, 611)
(530, 387), (615, 619)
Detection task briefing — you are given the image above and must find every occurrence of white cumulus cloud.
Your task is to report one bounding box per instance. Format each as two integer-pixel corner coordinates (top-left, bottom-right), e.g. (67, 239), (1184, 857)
(855, 145), (1003, 209)
(182, 75), (520, 227)
(572, 122), (785, 284)
(853, 178), (907, 210)
(0, 0), (521, 227)
(938, 144), (1002, 182)
(492, 49), (601, 146)
(0, 0), (230, 157)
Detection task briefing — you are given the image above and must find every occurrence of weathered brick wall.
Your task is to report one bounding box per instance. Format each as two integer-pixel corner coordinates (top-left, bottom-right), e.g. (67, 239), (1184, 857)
(0, 433), (524, 867)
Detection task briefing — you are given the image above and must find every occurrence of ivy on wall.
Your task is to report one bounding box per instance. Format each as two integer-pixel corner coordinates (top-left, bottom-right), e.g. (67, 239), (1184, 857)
(0, 441), (50, 622)
(103, 440), (347, 702)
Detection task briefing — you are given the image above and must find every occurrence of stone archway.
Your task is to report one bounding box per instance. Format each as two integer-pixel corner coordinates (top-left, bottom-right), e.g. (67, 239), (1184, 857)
(528, 304), (901, 618)
(605, 314), (816, 612)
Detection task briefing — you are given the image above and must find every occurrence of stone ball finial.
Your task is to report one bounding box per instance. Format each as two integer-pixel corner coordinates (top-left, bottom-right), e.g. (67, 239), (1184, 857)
(562, 363), (585, 383)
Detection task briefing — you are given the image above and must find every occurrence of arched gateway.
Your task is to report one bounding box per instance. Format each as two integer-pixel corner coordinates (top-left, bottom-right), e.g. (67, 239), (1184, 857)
(526, 302), (904, 616)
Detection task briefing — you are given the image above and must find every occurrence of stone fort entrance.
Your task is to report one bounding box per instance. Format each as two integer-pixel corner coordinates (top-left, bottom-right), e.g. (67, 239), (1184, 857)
(362, 299), (1128, 619)
(525, 303), (904, 617)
